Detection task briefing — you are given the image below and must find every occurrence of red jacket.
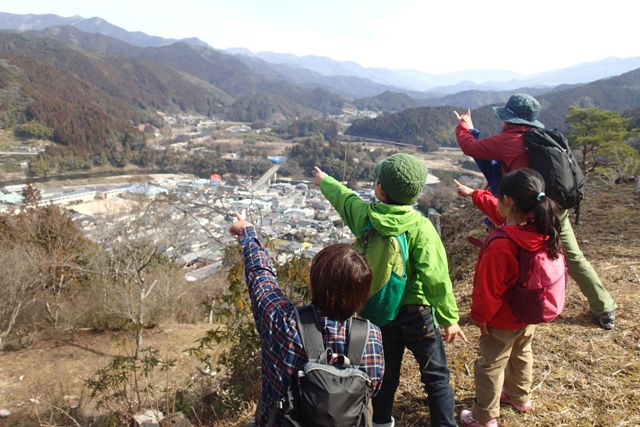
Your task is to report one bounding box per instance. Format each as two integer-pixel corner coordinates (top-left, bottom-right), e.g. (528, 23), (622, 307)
(470, 190), (548, 330)
(456, 121), (533, 172)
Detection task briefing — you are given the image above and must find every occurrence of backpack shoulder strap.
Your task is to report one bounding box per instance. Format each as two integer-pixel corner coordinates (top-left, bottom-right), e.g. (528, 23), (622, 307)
(346, 317), (370, 367)
(525, 128), (567, 150)
(297, 306), (370, 366)
(487, 229), (510, 245)
(395, 232), (408, 275)
(468, 229), (511, 250)
(294, 305), (325, 360)
(361, 219), (408, 270)
(359, 219), (375, 255)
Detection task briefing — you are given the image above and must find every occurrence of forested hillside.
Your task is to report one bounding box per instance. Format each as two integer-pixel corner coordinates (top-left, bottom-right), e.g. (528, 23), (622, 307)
(0, 29), (355, 174)
(346, 106), (460, 148)
(31, 26), (348, 117)
(352, 91), (426, 112)
(346, 68), (640, 144)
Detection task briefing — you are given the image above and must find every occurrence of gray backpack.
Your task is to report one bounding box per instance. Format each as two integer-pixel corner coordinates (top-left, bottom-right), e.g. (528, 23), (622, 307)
(269, 305), (371, 427)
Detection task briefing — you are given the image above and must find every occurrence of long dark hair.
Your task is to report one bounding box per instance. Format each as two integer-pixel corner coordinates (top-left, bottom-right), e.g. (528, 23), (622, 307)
(497, 168), (562, 258)
(309, 244), (372, 321)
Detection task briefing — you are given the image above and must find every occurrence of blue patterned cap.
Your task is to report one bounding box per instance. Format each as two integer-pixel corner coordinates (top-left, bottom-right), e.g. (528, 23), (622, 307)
(493, 94), (544, 128)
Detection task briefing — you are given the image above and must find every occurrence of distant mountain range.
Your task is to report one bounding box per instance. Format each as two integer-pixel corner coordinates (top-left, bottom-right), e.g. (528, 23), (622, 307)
(225, 48), (640, 95)
(0, 12), (211, 48)
(1, 10), (640, 157)
(345, 67), (640, 146)
(4, 11), (640, 102)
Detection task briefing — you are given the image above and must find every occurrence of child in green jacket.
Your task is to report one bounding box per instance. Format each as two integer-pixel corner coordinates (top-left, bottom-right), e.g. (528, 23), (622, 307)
(314, 153), (466, 427)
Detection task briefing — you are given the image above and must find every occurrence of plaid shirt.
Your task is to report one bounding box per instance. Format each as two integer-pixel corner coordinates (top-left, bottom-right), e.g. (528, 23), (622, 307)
(239, 226), (384, 426)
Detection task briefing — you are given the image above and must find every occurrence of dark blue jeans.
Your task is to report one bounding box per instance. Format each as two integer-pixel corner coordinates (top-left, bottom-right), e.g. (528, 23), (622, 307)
(371, 305), (456, 427)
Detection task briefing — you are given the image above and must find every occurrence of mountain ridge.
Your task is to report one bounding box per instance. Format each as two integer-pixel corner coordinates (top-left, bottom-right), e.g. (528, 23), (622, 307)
(3, 11), (640, 98)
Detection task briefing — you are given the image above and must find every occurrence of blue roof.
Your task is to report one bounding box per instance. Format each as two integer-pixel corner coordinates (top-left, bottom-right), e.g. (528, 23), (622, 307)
(0, 193), (23, 204)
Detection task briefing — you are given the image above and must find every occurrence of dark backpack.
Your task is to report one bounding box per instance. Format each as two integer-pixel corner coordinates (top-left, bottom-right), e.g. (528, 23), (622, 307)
(469, 230), (568, 324)
(523, 129), (586, 221)
(354, 221), (408, 327)
(271, 305), (372, 427)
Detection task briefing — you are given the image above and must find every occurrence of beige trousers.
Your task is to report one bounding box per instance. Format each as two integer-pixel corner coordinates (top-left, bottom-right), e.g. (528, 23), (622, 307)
(472, 325), (536, 422)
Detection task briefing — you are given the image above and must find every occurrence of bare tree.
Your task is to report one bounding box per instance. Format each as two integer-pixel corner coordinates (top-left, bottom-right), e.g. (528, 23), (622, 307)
(0, 247), (38, 347)
(87, 196), (194, 358)
(0, 201), (90, 334)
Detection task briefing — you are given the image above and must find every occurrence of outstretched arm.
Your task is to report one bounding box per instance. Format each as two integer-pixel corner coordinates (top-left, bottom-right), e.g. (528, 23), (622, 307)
(315, 166), (369, 234)
(229, 213), (292, 330)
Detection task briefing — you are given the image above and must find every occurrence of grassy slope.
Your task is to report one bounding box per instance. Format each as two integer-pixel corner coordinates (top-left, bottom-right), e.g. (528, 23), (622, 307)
(0, 182), (638, 427)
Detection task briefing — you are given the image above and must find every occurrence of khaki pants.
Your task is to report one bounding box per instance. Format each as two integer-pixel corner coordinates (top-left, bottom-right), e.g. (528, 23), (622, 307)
(472, 325), (536, 422)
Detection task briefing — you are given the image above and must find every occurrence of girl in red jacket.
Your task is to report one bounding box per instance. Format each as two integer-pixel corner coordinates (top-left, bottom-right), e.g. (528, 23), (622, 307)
(454, 168), (562, 427)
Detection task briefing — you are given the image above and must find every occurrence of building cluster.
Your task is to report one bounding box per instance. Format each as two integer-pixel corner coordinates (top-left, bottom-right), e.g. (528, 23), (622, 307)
(0, 175), (375, 282)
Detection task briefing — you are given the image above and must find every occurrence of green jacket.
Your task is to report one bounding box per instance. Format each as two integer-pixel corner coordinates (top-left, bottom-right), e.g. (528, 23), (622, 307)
(320, 176), (460, 326)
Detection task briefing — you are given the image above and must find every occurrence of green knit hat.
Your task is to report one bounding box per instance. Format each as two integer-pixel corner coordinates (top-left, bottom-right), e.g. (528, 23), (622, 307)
(373, 153), (428, 205)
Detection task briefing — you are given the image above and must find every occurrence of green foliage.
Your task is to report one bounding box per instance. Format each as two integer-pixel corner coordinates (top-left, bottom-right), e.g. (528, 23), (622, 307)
(280, 119), (339, 142)
(288, 88), (345, 114)
(1, 162), (21, 173)
(566, 107), (638, 179)
(287, 136), (385, 181)
(13, 120), (54, 140)
(345, 106), (459, 147)
(226, 92), (315, 123)
(352, 91), (424, 113)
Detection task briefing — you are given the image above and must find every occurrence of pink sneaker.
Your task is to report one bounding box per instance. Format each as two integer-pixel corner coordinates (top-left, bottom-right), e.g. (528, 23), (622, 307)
(500, 391), (533, 412)
(460, 410), (498, 427)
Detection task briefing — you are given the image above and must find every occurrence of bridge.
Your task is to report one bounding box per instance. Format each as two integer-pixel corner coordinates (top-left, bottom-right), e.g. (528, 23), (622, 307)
(251, 164), (281, 191)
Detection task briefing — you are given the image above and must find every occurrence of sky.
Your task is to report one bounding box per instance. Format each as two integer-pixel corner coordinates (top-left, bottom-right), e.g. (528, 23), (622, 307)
(2, 0), (639, 75)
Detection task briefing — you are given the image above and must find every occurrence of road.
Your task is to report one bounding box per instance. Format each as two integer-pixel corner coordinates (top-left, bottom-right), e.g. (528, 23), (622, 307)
(337, 135), (461, 151)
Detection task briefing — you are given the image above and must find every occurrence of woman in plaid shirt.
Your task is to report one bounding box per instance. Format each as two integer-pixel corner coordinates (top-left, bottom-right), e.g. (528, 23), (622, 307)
(229, 213), (384, 426)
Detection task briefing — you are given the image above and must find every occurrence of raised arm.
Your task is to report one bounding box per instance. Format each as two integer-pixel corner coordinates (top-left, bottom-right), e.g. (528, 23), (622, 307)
(315, 167), (369, 234)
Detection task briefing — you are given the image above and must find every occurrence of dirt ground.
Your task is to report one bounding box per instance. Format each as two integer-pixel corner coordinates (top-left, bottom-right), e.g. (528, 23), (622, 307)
(432, 181), (640, 427)
(0, 325), (215, 426)
(0, 182), (638, 427)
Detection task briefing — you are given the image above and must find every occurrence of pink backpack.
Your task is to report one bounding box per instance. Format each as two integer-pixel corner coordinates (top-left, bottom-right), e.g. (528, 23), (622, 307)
(469, 230), (567, 324)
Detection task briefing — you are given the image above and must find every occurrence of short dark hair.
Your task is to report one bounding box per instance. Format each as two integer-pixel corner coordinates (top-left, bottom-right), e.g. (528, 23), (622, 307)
(377, 180), (401, 205)
(309, 244), (372, 321)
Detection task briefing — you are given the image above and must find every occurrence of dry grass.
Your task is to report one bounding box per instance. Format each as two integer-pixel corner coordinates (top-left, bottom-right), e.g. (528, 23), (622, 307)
(224, 182), (640, 427)
(0, 182), (638, 427)
(420, 182), (640, 427)
(0, 325), (216, 427)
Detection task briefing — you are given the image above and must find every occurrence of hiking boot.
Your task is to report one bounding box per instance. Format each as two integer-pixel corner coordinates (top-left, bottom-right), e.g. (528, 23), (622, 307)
(459, 410), (498, 427)
(500, 391), (533, 412)
(591, 309), (615, 330)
